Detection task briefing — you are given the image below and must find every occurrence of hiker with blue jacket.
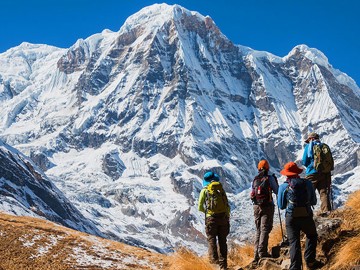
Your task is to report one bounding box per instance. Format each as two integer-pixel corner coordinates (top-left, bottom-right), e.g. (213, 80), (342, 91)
(198, 171), (230, 270)
(302, 132), (334, 215)
(250, 160), (279, 262)
(278, 162), (322, 270)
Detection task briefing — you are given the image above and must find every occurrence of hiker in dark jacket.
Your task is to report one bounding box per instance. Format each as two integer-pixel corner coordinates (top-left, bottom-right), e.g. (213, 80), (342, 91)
(302, 132), (334, 215)
(250, 160), (279, 262)
(278, 162), (322, 270)
(198, 171), (230, 270)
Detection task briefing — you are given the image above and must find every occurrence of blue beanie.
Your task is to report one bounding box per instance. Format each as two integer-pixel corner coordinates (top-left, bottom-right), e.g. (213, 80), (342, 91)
(202, 171), (220, 187)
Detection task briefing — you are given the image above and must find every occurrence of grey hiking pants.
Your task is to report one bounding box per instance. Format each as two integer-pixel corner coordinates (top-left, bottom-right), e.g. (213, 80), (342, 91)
(306, 173), (332, 213)
(253, 204), (274, 258)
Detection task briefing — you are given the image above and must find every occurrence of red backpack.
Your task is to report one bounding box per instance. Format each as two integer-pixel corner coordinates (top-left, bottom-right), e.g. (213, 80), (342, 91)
(251, 173), (272, 206)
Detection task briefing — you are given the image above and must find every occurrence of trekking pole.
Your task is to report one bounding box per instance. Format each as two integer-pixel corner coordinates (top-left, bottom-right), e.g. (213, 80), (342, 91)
(330, 183), (334, 211)
(276, 195), (287, 246)
(204, 190), (208, 231)
(277, 204), (285, 242)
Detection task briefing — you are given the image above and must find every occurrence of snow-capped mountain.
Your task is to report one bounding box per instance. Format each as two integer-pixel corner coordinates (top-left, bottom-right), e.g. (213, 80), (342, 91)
(0, 140), (102, 236)
(0, 4), (359, 253)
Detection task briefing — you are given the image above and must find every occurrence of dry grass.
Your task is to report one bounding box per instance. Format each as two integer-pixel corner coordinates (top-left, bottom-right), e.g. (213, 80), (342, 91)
(346, 189), (360, 210)
(228, 242), (254, 267)
(329, 235), (360, 270)
(344, 189), (360, 230)
(168, 247), (216, 270)
(0, 212), (169, 270)
(328, 190), (360, 269)
(168, 242), (255, 269)
(269, 223), (285, 249)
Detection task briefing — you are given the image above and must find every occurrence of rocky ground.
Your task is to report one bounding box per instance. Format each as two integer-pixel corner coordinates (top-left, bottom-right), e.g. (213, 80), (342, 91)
(233, 191), (360, 270)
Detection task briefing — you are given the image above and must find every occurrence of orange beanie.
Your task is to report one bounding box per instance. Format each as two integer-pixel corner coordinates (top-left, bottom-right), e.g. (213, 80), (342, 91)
(258, 160), (270, 171)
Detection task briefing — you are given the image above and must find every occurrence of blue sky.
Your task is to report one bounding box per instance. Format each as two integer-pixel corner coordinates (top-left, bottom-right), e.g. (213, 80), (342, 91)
(1, 0), (359, 84)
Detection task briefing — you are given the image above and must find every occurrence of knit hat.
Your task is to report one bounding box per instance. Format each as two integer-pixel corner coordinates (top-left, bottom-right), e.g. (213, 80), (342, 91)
(202, 171), (220, 187)
(257, 160), (270, 171)
(305, 132), (320, 143)
(280, 162), (303, 176)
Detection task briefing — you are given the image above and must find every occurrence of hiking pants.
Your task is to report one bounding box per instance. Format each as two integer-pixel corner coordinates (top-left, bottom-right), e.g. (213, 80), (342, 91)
(253, 204), (274, 258)
(285, 215), (318, 270)
(205, 215), (230, 269)
(306, 173), (332, 213)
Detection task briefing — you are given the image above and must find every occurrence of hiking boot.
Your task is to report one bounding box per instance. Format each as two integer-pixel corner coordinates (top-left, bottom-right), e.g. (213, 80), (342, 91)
(259, 252), (272, 258)
(250, 259), (258, 267)
(209, 259), (219, 265)
(318, 211), (331, 217)
(306, 260), (324, 269)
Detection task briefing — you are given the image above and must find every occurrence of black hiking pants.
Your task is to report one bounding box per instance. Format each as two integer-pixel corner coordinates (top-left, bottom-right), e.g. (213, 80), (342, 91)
(285, 215), (318, 270)
(205, 215), (230, 269)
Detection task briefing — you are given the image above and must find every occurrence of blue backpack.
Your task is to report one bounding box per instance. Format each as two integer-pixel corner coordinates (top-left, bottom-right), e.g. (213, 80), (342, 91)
(286, 178), (311, 217)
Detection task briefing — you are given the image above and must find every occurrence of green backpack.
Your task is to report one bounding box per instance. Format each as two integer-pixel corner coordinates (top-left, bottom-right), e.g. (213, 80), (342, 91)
(205, 181), (228, 216)
(313, 143), (334, 173)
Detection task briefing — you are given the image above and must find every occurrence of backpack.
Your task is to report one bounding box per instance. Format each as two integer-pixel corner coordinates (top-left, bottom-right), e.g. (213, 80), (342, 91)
(286, 178), (310, 217)
(251, 174), (272, 206)
(313, 143), (334, 173)
(205, 181), (228, 216)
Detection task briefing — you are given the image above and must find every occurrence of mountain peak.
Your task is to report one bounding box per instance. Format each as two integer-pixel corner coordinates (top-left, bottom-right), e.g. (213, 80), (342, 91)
(119, 4), (207, 32)
(285, 44), (329, 67)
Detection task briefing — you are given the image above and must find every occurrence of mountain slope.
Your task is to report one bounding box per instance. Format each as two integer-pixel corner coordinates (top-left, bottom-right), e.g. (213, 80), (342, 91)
(0, 212), (168, 270)
(0, 3), (359, 253)
(0, 140), (101, 236)
(2, 189), (358, 270)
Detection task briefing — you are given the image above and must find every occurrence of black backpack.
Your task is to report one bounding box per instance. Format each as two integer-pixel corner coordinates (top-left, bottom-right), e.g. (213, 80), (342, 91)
(286, 178), (311, 217)
(251, 173), (272, 206)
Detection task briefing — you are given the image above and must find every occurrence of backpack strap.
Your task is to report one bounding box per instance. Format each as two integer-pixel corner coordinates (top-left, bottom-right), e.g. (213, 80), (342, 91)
(204, 186), (209, 213)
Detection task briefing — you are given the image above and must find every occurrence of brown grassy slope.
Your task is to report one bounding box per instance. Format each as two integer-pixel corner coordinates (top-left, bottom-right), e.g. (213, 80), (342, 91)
(1, 190), (359, 270)
(0, 212), (169, 270)
(327, 190), (360, 269)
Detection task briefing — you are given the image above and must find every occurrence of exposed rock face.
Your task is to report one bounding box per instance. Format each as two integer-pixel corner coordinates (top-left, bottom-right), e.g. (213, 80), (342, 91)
(102, 151), (126, 180)
(0, 141), (102, 236)
(29, 150), (55, 171)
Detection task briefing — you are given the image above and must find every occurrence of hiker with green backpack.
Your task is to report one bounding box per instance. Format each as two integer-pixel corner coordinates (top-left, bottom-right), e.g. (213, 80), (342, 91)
(198, 171), (230, 270)
(302, 132), (334, 215)
(250, 160), (279, 263)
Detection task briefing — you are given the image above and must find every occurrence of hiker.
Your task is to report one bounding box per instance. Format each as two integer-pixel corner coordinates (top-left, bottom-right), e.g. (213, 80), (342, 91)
(278, 162), (322, 270)
(198, 171), (230, 270)
(302, 132), (334, 215)
(250, 160), (279, 262)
